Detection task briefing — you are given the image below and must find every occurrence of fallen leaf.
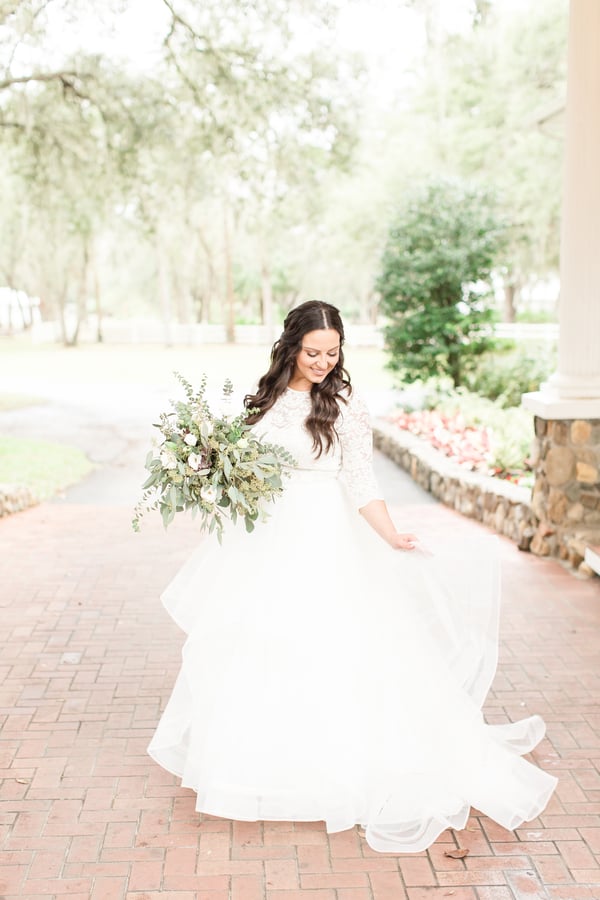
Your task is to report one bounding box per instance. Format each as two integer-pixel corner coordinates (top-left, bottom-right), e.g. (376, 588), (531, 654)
(16, 779), (29, 784)
(444, 848), (470, 859)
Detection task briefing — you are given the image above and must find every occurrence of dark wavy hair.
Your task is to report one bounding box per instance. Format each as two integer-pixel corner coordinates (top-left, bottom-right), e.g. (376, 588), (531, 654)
(244, 300), (352, 456)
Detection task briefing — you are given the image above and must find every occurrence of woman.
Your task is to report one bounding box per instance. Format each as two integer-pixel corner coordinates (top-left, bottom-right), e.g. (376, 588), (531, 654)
(148, 300), (557, 853)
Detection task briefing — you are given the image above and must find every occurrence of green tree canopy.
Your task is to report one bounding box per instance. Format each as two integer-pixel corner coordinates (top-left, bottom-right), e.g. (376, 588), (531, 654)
(376, 179), (506, 387)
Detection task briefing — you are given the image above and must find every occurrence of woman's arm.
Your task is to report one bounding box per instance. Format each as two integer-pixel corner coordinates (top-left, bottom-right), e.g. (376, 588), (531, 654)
(338, 390), (418, 550)
(359, 498), (418, 550)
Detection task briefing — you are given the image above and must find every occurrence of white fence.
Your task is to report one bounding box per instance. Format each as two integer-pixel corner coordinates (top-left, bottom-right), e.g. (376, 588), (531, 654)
(494, 322), (559, 342)
(28, 318), (558, 347)
(30, 318), (386, 347)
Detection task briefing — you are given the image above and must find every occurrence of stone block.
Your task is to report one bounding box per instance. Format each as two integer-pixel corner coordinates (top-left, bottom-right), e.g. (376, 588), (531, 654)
(576, 461), (598, 484)
(570, 420), (592, 444)
(539, 521), (556, 537)
(576, 447), (597, 465)
(483, 492), (496, 512)
(549, 421), (568, 445)
(581, 491), (599, 509)
(459, 498), (475, 517)
(569, 548), (584, 568)
(494, 506), (505, 532)
(517, 527), (535, 552)
(567, 502), (585, 522)
(531, 491), (545, 519)
(578, 561), (596, 578)
(547, 489), (568, 524)
(567, 536), (587, 556)
(531, 533), (551, 556)
(545, 446), (575, 486)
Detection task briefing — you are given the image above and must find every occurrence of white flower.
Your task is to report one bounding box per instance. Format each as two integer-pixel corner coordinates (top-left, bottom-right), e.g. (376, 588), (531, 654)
(191, 409), (213, 437)
(237, 437), (249, 449)
(188, 452), (202, 471)
(160, 448), (178, 470)
(200, 484), (217, 504)
(184, 433), (197, 446)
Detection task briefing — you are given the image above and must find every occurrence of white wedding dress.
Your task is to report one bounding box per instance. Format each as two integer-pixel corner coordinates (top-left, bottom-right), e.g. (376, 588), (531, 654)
(147, 386), (557, 853)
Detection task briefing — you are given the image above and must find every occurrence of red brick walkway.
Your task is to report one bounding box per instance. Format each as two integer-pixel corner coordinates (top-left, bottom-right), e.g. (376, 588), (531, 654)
(1, 501), (600, 900)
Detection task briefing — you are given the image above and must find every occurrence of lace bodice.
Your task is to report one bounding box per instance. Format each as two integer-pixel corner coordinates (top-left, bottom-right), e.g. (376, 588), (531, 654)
(255, 387), (381, 509)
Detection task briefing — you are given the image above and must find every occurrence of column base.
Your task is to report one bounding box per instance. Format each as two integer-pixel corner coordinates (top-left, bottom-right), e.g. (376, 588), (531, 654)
(523, 391), (600, 419)
(525, 406), (600, 577)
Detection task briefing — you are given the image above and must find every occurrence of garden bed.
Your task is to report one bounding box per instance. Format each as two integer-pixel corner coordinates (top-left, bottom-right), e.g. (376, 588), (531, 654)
(373, 419), (538, 550)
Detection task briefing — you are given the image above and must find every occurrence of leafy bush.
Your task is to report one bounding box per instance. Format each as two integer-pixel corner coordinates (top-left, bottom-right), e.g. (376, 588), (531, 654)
(376, 178), (507, 388)
(464, 344), (556, 407)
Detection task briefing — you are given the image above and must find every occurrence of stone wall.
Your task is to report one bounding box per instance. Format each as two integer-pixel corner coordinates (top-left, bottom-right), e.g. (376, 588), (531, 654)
(0, 484), (38, 517)
(528, 417), (600, 569)
(373, 421), (538, 549)
(374, 419), (599, 577)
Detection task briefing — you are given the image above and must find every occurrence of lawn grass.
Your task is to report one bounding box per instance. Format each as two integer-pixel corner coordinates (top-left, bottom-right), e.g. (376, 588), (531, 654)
(0, 393), (47, 411)
(0, 436), (94, 499)
(0, 336), (395, 391)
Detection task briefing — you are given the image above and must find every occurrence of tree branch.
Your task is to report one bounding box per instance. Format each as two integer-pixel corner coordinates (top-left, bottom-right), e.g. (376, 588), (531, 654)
(159, 0), (209, 50)
(0, 70), (82, 91)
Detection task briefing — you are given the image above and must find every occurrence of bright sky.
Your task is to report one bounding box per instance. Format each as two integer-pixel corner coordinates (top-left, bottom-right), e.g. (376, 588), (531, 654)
(10, 0), (538, 83)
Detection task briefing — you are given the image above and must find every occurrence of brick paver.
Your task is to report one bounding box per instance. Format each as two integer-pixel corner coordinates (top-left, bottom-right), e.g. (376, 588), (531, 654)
(1, 499), (600, 900)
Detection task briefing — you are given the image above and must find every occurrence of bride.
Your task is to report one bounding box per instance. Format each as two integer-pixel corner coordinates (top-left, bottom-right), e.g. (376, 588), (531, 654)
(147, 299), (557, 853)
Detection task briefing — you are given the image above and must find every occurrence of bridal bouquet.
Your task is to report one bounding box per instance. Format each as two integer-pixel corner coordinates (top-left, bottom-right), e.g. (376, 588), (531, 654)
(132, 373), (295, 542)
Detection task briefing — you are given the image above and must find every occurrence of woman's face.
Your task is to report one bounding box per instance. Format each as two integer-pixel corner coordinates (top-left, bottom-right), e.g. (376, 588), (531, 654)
(291, 328), (340, 390)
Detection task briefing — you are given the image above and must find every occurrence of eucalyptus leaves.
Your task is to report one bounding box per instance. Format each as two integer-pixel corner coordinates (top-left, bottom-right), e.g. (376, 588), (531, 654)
(132, 373), (294, 541)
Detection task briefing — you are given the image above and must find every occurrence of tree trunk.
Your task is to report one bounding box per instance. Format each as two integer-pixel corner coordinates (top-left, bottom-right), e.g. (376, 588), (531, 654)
(447, 344), (462, 387)
(56, 282), (70, 346)
(91, 240), (103, 342)
(195, 226), (216, 324)
(14, 291), (32, 330)
(156, 232), (173, 346)
(260, 250), (273, 334)
(67, 240), (90, 347)
(503, 281), (518, 323)
(223, 202), (235, 343)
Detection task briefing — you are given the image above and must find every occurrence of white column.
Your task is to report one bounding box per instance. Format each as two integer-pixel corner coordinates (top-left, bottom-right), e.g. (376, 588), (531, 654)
(523, 0), (600, 419)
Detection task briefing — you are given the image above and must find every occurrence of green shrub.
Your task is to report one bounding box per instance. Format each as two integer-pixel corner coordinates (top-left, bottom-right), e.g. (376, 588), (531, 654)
(376, 178), (507, 388)
(464, 344), (556, 407)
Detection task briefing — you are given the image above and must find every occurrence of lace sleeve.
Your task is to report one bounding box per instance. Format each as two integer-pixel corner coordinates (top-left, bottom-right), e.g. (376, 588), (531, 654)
(338, 389), (383, 509)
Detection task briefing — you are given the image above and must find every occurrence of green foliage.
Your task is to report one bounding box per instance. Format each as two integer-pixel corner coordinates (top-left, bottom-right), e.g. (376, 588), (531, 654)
(416, 0), (567, 298)
(377, 179), (506, 387)
(464, 343), (557, 407)
(0, 436), (93, 498)
(0, 0), (358, 339)
(0, 0), (568, 331)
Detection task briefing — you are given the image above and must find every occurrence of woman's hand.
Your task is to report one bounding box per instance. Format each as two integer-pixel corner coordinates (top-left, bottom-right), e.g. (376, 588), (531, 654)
(389, 532), (418, 551)
(358, 499), (419, 551)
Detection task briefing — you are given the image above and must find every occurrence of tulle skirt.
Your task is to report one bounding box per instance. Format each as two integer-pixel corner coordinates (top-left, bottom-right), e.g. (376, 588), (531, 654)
(147, 469), (557, 853)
